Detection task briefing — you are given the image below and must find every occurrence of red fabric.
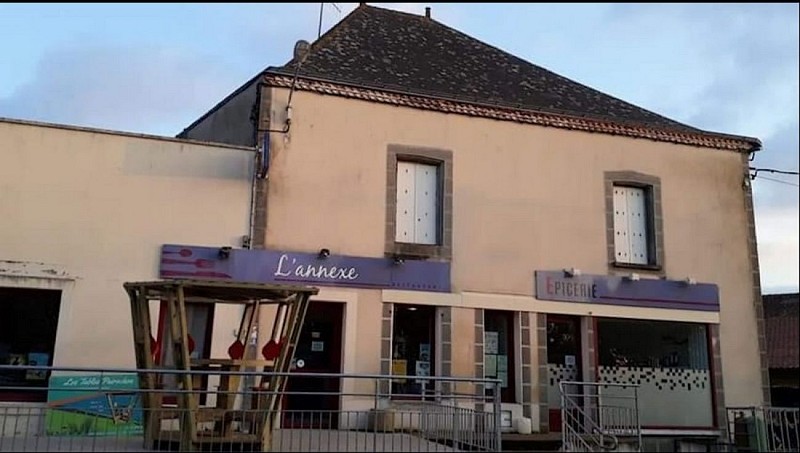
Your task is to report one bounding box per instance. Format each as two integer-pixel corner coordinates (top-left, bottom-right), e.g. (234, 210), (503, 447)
(228, 340), (245, 360)
(262, 340), (281, 360)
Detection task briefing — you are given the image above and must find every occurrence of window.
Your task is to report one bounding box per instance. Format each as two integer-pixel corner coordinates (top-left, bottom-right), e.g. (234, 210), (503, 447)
(597, 319), (713, 427)
(396, 161), (439, 245)
(484, 310), (516, 403)
(385, 145), (452, 260)
(613, 185), (650, 265)
(0, 287), (61, 402)
(605, 171), (664, 272)
(391, 304), (436, 397)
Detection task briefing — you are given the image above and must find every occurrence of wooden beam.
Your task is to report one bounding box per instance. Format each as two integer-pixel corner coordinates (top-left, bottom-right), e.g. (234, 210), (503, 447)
(168, 284), (197, 451)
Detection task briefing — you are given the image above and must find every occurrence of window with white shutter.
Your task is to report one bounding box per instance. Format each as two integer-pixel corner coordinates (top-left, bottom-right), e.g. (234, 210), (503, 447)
(613, 186), (650, 265)
(395, 161), (439, 245)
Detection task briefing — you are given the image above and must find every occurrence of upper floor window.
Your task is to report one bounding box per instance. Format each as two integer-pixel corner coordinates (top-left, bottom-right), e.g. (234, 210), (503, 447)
(385, 145), (453, 260)
(613, 185), (651, 265)
(605, 171), (664, 273)
(395, 161), (439, 245)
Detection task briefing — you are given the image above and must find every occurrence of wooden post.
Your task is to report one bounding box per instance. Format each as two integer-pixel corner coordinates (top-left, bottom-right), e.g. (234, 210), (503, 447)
(260, 293), (311, 451)
(128, 285), (158, 449)
(217, 301), (260, 436)
(169, 284), (197, 451)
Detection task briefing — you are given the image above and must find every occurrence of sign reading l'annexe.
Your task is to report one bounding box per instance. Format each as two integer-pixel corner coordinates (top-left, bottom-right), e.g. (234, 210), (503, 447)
(160, 245), (450, 292)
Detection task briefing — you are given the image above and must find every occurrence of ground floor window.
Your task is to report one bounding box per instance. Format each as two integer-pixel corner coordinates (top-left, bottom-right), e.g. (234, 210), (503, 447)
(0, 287), (61, 402)
(484, 310), (516, 403)
(391, 304), (435, 396)
(597, 318), (713, 427)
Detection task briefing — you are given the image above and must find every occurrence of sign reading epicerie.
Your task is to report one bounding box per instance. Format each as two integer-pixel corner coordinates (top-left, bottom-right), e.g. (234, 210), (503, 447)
(535, 271), (720, 312)
(159, 245), (450, 292)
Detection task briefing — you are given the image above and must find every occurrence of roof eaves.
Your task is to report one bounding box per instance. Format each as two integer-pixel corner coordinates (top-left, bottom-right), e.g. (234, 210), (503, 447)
(262, 72), (760, 152)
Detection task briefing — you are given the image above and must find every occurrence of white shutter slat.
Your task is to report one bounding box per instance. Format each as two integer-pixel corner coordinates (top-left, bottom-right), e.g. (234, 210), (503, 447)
(613, 187), (631, 262)
(414, 163), (438, 245)
(395, 161), (416, 242)
(626, 187), (649, 264)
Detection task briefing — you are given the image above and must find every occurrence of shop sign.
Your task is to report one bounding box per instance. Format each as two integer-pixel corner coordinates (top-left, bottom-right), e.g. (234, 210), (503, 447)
(160, 244), (450, 292)
(46, 374), (142, 436)
(535, 271), (719, 312)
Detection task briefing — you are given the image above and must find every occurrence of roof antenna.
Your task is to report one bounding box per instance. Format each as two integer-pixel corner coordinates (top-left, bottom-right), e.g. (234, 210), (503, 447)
(317, 3), (342, 39)
(318, 3), (324, 39)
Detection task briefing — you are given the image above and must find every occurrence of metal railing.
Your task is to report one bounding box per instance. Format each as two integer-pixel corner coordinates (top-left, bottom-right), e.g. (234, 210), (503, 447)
(728, 406), (799, 452)
(0, 364), (501, 452)
(559, 381), (641, 452)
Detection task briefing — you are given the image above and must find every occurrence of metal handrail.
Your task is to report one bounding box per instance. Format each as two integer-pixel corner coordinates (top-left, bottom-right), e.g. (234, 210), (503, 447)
(559, 380), (642, 452)
(0, 364), (503, 452)
(728, 406), (800, 452)
(0, 364), (502, 383)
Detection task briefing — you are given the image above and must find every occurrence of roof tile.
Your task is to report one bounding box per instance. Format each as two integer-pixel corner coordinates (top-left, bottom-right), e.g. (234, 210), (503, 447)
(271, 5), (698, 132)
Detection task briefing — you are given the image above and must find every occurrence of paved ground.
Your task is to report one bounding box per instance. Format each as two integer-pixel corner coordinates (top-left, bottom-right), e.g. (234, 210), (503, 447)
(0, 430), (460, 452)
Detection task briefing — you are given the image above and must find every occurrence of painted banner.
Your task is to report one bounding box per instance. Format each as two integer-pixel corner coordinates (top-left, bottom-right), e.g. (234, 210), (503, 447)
(535, 271), (720, 312)
(160, 244), (451, 292)
(46, 374), (142, 436)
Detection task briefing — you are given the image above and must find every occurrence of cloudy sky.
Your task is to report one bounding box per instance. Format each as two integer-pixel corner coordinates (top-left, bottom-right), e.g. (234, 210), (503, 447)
(1, 3), (797, 292)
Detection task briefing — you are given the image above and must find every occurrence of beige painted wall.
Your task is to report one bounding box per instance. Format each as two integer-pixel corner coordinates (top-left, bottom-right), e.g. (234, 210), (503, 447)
(261, 89), (762, 406)
(0, 119), (254, 368)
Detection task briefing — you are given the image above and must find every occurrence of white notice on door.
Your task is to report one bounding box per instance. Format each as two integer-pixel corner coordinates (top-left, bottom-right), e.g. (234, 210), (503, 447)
(485, 331), (499, 355)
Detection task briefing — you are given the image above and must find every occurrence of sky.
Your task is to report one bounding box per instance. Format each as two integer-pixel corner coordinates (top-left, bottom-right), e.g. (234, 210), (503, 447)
(1, 3), (797, 293)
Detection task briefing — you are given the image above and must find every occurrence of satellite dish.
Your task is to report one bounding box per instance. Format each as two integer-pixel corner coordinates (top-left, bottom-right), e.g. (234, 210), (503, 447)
(293, 40), (311, 62)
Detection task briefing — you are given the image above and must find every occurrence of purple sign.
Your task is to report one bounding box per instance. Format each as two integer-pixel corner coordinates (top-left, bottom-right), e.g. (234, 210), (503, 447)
(535, 271), (719, 312)
(160, 245), (450, 292)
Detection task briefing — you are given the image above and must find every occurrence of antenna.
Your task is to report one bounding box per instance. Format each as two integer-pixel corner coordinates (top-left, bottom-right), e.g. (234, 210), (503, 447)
(293, 40), (311, 63)
(318, 3), (324, 39)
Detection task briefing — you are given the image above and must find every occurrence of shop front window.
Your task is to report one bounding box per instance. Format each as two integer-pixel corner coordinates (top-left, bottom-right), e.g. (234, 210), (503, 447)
(484, 310), (516, 403)
(597, 318), (713, 427)
(0, 287), (61, 402)
(391, 304), (435, 397)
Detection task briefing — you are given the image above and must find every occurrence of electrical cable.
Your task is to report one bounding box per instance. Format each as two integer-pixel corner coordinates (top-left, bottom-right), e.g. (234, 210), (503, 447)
(755, 175), (800, 187)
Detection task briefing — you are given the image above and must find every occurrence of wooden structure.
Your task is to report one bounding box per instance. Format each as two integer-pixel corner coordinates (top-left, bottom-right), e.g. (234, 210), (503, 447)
(124, 280), (319, 452)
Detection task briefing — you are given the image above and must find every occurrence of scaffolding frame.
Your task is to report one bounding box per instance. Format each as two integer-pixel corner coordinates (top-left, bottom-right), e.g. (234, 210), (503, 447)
(124, 279), (318, 451)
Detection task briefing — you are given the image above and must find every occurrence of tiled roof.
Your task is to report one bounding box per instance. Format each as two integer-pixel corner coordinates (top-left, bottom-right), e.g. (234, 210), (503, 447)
(764, 293), (799, 369)
(265, 4), (759, 151)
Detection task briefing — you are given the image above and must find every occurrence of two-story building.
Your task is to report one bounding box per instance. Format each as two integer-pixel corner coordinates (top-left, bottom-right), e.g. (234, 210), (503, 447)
(176, 4), (768, 446)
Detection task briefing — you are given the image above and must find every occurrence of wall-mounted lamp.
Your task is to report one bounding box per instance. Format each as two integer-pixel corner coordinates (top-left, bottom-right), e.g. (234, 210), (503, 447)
(623, 272), (640, 282)
(683, 277), (697, 286)
(317, 248), (331, 259)
(563, 268), (582, 278)
(218, 246), (232, 260)
(393, 255), (405, 266)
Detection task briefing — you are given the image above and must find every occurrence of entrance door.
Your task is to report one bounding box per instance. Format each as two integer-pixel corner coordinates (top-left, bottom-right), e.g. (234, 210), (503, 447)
(546, 315), (582, 432)
(283, 301), (343, 428)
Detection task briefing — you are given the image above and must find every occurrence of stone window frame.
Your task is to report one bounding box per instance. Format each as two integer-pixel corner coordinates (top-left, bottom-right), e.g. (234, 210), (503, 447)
(385, 144), (453, 261)
(604, 171), (665, 275)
